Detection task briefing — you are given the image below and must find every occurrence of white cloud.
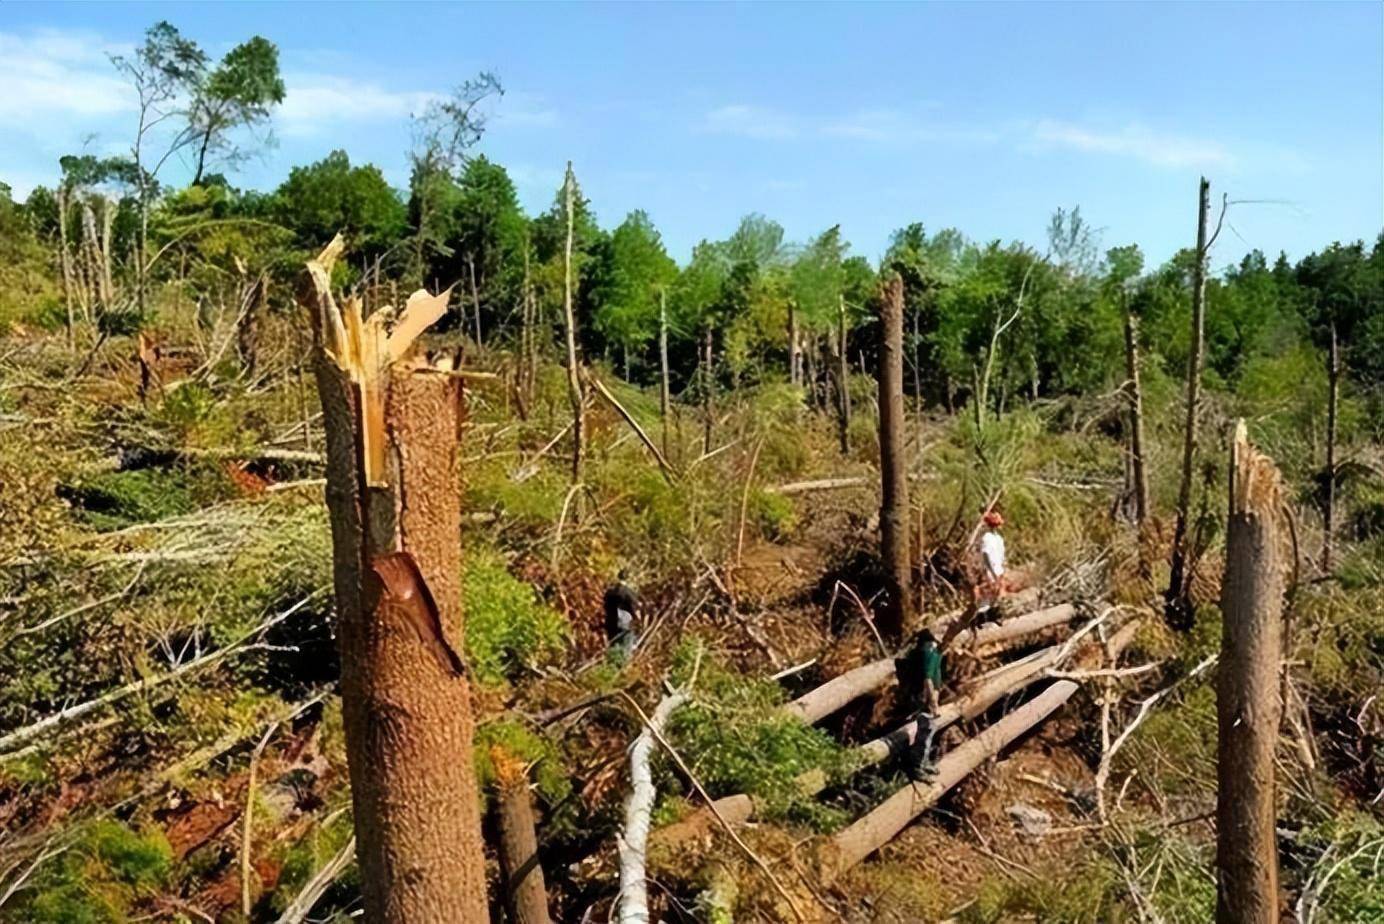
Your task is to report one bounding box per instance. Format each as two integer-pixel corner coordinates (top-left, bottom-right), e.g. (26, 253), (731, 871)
(276, 73), (439, 137)
(1029, 119), (1233, 169)
(701, 104), (801, 140)
(0, 29), (133, 126)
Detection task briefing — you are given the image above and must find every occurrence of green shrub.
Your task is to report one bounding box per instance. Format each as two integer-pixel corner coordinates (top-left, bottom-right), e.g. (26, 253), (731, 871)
(748, 489), (797, 542)
(63, 469), (196, 529)
(463, 545), (569, 687)
(19, 820), (172, 924)
(666, 641), (856, 829)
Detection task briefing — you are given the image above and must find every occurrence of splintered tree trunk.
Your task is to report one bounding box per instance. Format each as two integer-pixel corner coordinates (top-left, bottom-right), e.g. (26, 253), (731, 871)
(56, 187), (75, 344)
(659, 289), (671, 458)
(493, 754), (552, 924)
(561, 163), (585, 482)
(238, 274), (266, 380)
(824, 680), (1079, 877)
(1323, 321), (1339, 572)
(468, 255), (483, 346)
(301, 238), (487, 923)
(788, 301), (800, 386)
(1123, 306), (1150, 524)
(702, 326), (714, 454)
(1166, 177), (1212, 627)
(877, 274), (913, 642)
(1216, 421), (1285, 924)
(838, 293), (852, 454)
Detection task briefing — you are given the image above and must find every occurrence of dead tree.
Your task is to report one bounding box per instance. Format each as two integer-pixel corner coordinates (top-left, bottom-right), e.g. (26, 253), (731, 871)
(877, 274), (913, 642)
(824, 680), (1079, 876)
(561, 162), (585, 482)
(1216, 421), (1286, 924)
(238, 273), (267, 380)
(1123, 306), (1150, 525)
(492, 748), (552, 924)
(1322, 320), (1339, 572)
(1166, 177), (1212, 628)
(659, 288), (672, 458)
(702, 326), (715, 454)
(618, 692), (688, 924)
(301, 236), (488, 923)
(837, 293), (852, 454)
(788, 300), (801, 386)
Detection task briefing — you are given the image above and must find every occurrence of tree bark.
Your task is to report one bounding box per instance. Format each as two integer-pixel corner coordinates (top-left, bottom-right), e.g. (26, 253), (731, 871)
(1166, 177), (1212, 628)
(468, 255), (483, 346)
(1123, 305), (1150, 525)
(877, 275), (913, 643)
(788, 301), (800, 386)
(302, 239), (487, 923)
(824, 680), (1079, 876)
(659, 288), (671, 458)
(56, 186), (76, 344)
(493, 756), (552, 924)
(1322, 320), (1339, 573)
(838, 293), (852, 454)
(238, 274), (266, 380)
(702, 326), (714, 454)
(561, 163), (584, 483)
(1215, 421), (1285, 924)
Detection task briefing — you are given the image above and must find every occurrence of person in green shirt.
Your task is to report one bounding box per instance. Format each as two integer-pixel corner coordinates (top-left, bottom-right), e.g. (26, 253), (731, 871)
(895, 628), (944, 781)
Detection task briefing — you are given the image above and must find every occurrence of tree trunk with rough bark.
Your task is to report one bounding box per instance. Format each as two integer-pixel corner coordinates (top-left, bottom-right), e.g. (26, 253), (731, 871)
(702, 326), (714, 454)
(788, 301), (800, 386)
(1322, 321), (1339, 572)
(1123, 305), (1150, 525)
(493, 752), (552, 924)
(561, 163), (584, 483)
(838, 293), (852, 454)
(877, 274), (912, 642)
(301, 238), (488, 924)
(56, 186), (76, 343)
(1215, 421), (1285, 924)
(1166, 177), (1212, 629)
(659, 288), (671, 458)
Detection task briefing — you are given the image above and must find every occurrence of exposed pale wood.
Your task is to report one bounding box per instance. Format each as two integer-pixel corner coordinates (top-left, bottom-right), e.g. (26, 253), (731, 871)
(1216, 420), (1286, 924)
(617, 693), (688, 924)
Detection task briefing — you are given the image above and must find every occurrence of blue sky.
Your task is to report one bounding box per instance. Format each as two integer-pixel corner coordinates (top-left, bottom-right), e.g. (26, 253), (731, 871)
(2, 2), (1380, 269)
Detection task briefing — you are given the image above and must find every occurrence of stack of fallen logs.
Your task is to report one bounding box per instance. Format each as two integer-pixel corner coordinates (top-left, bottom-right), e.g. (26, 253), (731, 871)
(649, 594), (1144, 881)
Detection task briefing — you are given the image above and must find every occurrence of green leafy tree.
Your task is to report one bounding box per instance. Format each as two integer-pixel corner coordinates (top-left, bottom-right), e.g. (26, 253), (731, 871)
(187, 36), (285, 185)
(592, 209), (676, 376)
(273, 150), (407, 258)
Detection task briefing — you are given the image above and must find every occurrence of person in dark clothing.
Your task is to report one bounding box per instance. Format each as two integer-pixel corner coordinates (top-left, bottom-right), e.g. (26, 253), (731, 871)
(894, 628), (944, 781)
(603, 570), (639, 662)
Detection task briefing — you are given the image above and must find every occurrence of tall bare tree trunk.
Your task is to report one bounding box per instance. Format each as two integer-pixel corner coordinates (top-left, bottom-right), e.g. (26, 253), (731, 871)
(877, 275), (913, 642)
(468, 255), (483, 346)
(837, 293), (852, 454)
(1123, 305), (1150, 525)
(561, 163), (584, 483)
(492, 751), (552, 924)
(702, 326), (714, 454)
(56, 186), (76, 345)
(659, 288), (671, 458)
(238, 274), (266, 380)
(1322, 320), (1339, 572)
(301, 238), (487, 923)
(98, 198), (115, 309)
(788, 301), (800, 386)
(1166, 177), (1211, 628)
(1216, 421), (1285, 924)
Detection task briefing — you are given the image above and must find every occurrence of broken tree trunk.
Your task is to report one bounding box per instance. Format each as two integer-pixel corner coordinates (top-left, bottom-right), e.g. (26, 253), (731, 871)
(837, 293), (852, 454)
(1322, 320), (1339, 573)
(659, 288), (671, 458)
(1123, 305), (1150, 525)
(1215, 421), (1285, 924)
(1166, 176), (1212, 629)
(788, 301), (800, 387)
(702, 326), (715, 454)
(301, 236), (488, 923)
(493, 750), (552, 924)
(561, 162), (585, 483)
(877, 273), (913, 642)
(618, 692), (688, 924)
(823, 680), (1079, 877)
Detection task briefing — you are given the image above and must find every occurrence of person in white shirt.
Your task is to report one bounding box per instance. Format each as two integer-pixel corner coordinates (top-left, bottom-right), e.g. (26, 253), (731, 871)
(977, 509), (1007, 609)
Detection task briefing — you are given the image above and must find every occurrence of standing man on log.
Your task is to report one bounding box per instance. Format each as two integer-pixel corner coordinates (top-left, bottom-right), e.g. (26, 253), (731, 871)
(894, 628), (944, 780)
(976, 509), (1008, 614)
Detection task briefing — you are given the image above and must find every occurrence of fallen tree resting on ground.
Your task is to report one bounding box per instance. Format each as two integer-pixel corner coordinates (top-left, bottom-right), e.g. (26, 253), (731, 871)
(656, 616), (1140, 848)
(617, 692), (688, 924)
(822, 679), (1080, 877)
(784, 598), (1071, 725)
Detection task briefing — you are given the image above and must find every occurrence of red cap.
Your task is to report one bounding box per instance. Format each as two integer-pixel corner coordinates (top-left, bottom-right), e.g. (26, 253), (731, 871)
(983, 510), (1004, 528)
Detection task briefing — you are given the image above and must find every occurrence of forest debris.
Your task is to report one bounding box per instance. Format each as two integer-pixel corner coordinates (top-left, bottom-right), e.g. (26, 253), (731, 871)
(617, 692), (688, 924)
(767, 476), (867, 495)
(272, 836), (356, 924)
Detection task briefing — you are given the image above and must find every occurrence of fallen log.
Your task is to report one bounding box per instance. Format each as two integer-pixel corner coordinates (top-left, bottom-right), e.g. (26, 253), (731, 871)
(784, 601), (1077, 725)
(822, 679), (1080, 877)
(655, 618), (1141, 849)
(617, 692), (688, 924)
(766, 477), (867, 495)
